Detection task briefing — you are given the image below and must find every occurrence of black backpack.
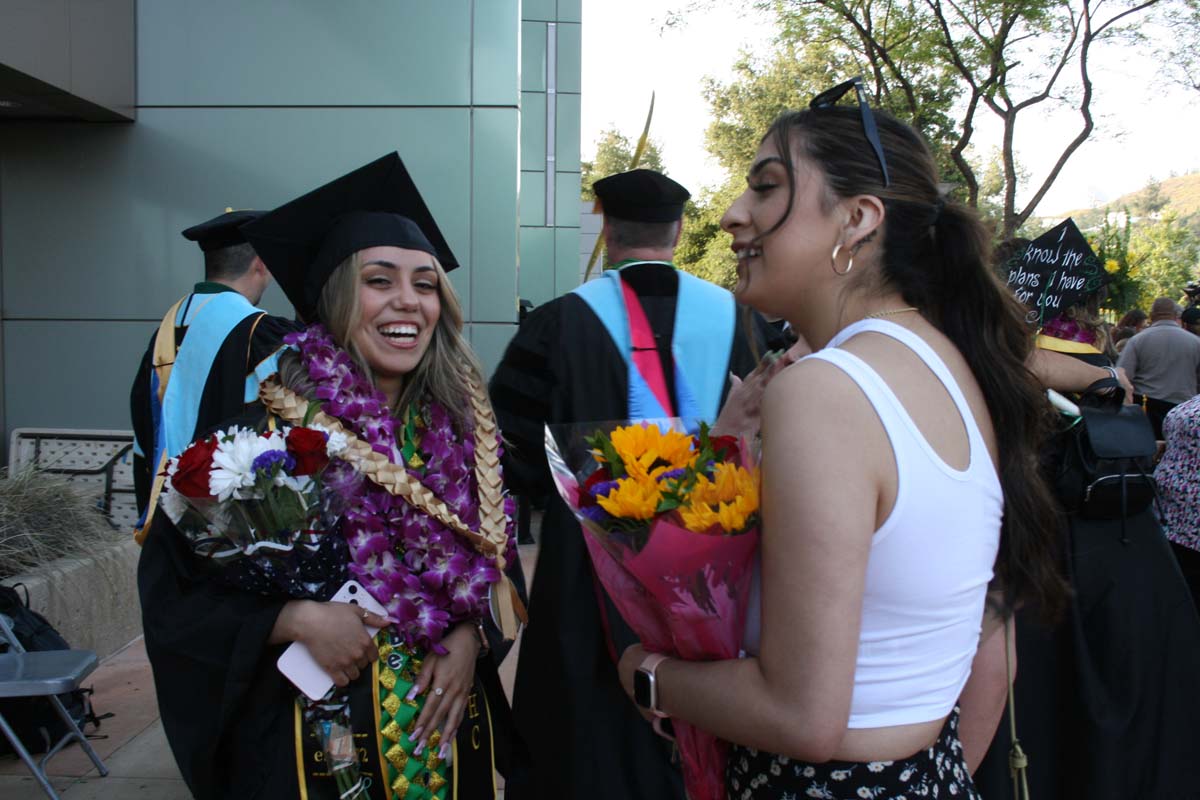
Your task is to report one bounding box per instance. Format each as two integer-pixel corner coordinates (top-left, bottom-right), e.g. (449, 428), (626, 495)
(0, 583), (110, 755)
(1055, 404), (1158, 523)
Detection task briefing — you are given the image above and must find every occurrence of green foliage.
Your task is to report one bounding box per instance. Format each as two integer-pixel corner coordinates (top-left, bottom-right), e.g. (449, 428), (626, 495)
(1128, 211), (1200, 305)
(672, 0), (1161, 244)
(1087, 210), (1142, 312)
(676, 182), (744, 289)
(580, 128), (666, 201)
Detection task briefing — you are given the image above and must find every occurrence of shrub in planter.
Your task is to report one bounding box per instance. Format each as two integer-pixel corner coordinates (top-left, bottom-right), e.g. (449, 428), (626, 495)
(0, 466), (122, 580)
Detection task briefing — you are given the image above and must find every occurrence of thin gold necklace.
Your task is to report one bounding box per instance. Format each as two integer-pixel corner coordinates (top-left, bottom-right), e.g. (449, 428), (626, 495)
(864, 306), (919, 319)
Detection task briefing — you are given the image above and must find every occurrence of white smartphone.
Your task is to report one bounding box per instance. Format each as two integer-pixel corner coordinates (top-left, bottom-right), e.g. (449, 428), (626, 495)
(276, 580), (390, 701)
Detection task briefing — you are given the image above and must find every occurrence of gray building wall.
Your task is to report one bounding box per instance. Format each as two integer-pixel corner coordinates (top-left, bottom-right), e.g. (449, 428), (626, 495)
(0, 1), (581, 451)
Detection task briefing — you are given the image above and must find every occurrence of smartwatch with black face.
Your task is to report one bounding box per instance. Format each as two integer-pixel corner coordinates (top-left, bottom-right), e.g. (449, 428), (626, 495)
(633, 653), (670, 718)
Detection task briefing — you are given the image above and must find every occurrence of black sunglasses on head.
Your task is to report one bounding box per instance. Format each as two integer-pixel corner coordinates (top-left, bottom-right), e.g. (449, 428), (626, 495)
(809, 76), (891, 187)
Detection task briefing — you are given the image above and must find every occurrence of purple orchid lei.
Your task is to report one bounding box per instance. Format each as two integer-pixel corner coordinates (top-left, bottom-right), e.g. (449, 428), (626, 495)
(284, 324), (516, 654)
(1041, 314), (1098, 346)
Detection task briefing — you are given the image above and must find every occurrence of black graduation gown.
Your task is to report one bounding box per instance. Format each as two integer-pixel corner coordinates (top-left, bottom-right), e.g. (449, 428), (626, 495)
(129, 302), (300, 515)
(137, 407), (527, 800)
(488, 264), (764, 800)
(973, 355), (1200, 799)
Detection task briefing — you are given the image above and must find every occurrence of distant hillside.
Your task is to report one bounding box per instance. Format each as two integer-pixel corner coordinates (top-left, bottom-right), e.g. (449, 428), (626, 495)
(1050, 172), (1200, 231)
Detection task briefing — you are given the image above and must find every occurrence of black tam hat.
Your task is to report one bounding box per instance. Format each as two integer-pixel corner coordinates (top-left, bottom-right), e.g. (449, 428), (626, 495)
(181, 209), (263, 252)
(241, 153), (458, 322)
(593, 169), (690, 223)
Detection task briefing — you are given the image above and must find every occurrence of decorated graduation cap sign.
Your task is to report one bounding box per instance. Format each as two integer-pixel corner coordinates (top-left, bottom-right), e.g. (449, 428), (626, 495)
(181, 209), (263, 252)
(241, 152), (458, 322)
(1005, 218), (1106, 323)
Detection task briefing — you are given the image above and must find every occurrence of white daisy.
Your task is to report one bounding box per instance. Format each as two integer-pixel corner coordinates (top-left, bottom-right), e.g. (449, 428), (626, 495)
(209, 427), (275, 501)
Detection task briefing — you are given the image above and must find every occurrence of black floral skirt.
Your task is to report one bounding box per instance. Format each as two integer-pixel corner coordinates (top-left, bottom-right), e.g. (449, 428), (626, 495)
(726, 708), (981, 800)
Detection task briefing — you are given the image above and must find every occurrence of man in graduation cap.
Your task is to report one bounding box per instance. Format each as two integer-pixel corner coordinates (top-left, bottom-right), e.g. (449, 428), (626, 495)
(491, 169), (777, 799)
(129, 210), (299, 543)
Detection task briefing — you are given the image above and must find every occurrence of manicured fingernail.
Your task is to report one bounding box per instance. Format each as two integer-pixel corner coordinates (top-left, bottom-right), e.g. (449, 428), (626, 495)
(413, 741), (425, 757)
(405, 686), (419, 701)
(410, 725), (424, 741)
(438, 742), (451, 760)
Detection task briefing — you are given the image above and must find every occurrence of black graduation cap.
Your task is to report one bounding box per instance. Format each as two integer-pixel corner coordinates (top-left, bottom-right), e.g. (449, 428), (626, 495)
(593, 169), (690, 223)
(1004, 218), (1107, 323)
(181, 209), (263, 252)
(240, 153), (458, 322)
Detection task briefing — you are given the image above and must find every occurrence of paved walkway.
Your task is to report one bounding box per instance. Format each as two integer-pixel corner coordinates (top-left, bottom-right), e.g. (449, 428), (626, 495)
(0, 543), (536, 799)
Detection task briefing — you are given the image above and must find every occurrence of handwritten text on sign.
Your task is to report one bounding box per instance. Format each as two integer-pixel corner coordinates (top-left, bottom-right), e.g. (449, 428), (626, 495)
(1005, 221), (1102, 321)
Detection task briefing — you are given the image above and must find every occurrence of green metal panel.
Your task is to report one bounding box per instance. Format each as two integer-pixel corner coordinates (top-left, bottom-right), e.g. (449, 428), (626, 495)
(555, 172), (582, 228)
(558, 0), (583, 23)
(520, 21), (547, 92)
(520, 91), (546, 169)
(468, 323), (519, 378)
(518, 226), (556, 306)
(138, 0), (472, 106)
(470, 109), (520, 324)
(0, 108), (471, 320)
(2, 320), (156, 431)
(522, 0), (557, 22)
(554, 226), (582, 295)
(555, 23), (582, 94)
(519, 171), (546, 228)
(473, 0), (519, 106)
(555, 93), (581, 172)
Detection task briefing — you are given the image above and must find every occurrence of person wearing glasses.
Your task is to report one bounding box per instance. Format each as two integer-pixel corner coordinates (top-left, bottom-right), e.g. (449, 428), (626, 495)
(614, 79), (1066, 798)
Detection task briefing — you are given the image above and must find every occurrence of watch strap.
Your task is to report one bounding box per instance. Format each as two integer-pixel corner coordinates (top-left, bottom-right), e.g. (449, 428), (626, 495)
(638, 653), (671, 717)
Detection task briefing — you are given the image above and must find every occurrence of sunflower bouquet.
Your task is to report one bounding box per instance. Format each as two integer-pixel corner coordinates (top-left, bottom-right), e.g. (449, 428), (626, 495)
(545, 419), (760, 800)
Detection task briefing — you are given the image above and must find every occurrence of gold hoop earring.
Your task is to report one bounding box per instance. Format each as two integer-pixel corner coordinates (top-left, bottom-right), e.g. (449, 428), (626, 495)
(831, 244), (854, 276)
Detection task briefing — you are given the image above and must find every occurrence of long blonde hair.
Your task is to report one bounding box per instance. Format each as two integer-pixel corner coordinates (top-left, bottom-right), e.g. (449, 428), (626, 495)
(280, 250), (483, 427)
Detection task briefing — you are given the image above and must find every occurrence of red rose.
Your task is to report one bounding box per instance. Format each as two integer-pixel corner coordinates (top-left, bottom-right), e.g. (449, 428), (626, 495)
(172, 436), (219, 498)
(709, 435), (741, 461)
(286, 427), (330, 476)
(578, 467), (612, 508)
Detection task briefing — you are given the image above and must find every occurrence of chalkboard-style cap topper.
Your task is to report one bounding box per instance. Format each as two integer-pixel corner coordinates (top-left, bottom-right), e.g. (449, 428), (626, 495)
(1005, 217), (1107, 321)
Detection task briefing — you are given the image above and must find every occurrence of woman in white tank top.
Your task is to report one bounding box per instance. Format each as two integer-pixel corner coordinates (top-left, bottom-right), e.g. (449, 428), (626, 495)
(615, 84), (1067, 799)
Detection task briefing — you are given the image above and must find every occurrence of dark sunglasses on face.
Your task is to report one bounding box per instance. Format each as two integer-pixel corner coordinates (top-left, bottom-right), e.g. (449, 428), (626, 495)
(809, 76), (892, 187)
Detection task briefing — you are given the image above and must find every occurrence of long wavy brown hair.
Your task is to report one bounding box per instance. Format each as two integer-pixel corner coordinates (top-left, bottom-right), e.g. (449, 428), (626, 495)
(760, 106), (1067, 618)
(279, 250), (483, 428)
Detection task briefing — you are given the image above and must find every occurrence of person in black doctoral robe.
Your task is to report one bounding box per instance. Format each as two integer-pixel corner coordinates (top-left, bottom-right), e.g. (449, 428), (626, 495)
(972, 306), (1200, 798)
(129, 209), (299, 538)
(490, 169), (774, 800)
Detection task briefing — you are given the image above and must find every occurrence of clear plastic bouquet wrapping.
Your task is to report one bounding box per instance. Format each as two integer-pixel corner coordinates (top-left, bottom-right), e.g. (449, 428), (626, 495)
(159, 422), (347, 598)
(545, 420), (760, 800)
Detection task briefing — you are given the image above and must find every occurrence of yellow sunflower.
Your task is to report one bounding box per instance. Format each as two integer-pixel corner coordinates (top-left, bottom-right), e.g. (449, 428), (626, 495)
(716, 494), (758, 533)
(680, 499), (721, 533)
(680, 466), (759, 533)
(595, 477), (663, 521)
(611, 424), (695, 466)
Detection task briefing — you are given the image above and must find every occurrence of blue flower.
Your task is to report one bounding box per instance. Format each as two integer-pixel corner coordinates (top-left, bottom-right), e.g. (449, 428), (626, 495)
(252, 449), (296, 475)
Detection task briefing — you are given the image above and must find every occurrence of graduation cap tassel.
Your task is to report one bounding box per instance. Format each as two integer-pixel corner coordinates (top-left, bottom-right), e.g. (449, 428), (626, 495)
(584, 92), (656, 282)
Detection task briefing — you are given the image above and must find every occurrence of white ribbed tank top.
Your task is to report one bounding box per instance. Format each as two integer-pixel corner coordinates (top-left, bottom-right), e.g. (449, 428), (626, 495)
(743, 319), (1002, 728)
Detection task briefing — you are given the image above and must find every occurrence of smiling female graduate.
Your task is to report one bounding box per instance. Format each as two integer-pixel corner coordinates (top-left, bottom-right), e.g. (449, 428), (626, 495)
(137, 153), (525, 800)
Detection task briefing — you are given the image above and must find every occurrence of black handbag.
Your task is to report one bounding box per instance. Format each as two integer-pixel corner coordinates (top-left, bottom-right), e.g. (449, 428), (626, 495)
(1057, 405), (1157, 522)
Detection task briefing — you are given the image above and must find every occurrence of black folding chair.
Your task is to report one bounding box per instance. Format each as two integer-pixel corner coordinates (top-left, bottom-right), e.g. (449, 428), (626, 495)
(0, 614), (109, 799)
